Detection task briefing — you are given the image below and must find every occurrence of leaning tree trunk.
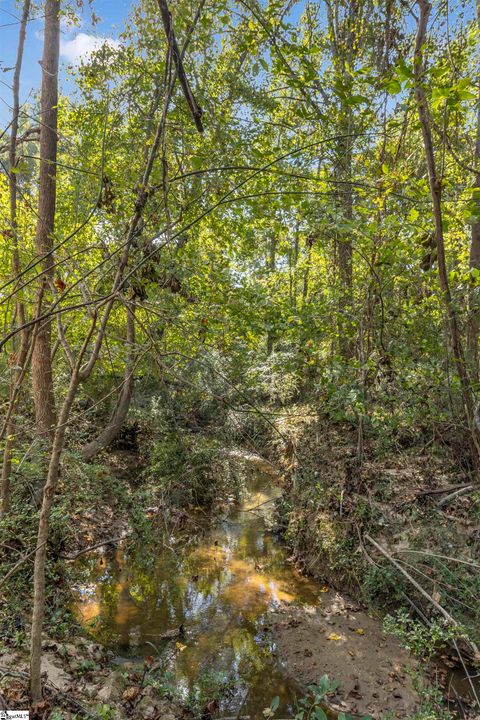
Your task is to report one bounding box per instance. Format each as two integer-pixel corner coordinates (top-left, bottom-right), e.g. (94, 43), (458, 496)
(81, 303), (136, 461)
(30, 0), (59, 438)
(414, 0), (480, 466)
(1, 0), (31, 516)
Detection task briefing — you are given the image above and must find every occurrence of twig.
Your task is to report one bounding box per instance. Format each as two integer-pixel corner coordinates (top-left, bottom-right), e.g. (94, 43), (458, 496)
(0, 541), (47, 590)
(395, 549), (480, 570)
(240, 498), (276, 512)
(0, 667), (102, 719)
(452, 638), (480, 708)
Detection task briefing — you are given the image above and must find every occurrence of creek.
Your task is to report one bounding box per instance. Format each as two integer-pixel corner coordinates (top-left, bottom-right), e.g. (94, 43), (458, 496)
(74, 463), (323, 718)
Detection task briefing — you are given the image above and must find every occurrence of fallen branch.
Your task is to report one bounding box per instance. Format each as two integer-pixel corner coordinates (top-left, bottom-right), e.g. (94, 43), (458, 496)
(363, 533), (480, 657)
(437, 485), (476, 507)
(414, 482), (478, 497)
(61, 533), (131, 561)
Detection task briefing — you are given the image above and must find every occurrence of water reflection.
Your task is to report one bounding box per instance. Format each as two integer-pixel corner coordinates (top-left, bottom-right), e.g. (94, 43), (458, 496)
(74, 472), (320, 717)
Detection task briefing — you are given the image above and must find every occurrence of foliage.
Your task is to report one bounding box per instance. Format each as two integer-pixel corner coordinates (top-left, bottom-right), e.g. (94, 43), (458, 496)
(264, 676), (372, 720)
(384, 610), (466, 662)
(1, 0), (480, 715)
(147, 432), (237, 509)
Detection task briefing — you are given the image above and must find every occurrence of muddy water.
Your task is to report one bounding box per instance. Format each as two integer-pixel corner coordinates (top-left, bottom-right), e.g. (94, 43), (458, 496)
(74, 470), (323, 718)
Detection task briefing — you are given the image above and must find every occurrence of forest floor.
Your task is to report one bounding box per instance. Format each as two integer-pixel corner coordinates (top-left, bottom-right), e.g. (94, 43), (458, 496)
(1, 412), (479, 719)
(270, 406), (480, 718)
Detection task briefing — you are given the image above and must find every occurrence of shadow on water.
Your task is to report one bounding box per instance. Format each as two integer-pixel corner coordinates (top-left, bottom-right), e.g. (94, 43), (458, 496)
(73, 470), (326, 719)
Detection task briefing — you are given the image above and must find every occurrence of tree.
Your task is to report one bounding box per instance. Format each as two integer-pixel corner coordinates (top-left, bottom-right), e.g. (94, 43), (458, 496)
(30, 0), (59, 439)
(0, 0), (31, 516)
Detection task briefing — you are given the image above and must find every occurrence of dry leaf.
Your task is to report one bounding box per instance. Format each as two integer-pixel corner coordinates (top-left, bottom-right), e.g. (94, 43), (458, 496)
(328, 633), (343, 641)
(320, 585), (329, 593)
(122, 686), (141, 702)
(355, 628), (365, 635)
(176, 642), (187, 651)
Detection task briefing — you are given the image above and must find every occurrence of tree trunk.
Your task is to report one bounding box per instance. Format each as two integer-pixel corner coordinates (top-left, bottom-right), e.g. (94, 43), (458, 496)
(28, 27), (183, 694)
(414, 0), (480, 466)
(31, 0), (59, 438)
(1, 0), (31, 517)
(29, 375), (79, 702)
(81, 304), (136, 461)
(266, 235), (277, 356)
(468, 0), (480, 379)
(336, 127), (353, 359)
(326, 0), (356, 360)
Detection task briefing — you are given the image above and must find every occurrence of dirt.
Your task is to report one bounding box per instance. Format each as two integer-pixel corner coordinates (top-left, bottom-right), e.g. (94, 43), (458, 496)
(0, 637), (186, 719)
(267, 591), (420, 719)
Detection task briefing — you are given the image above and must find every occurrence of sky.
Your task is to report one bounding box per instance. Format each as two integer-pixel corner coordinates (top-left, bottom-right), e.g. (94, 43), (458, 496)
(0, 0), (473, 128)
(0, 0), (131, 126)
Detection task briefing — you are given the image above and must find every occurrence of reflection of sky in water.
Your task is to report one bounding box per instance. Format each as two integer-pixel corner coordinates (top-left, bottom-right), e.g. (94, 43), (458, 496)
(73, 472), (320, 717)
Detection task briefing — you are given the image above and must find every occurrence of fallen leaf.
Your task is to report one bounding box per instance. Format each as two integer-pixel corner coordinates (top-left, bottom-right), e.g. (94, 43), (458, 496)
(320, 585), (330, 593)
(176, 642), (187, 651)
(122, 686), (141, 702)
(328, 633), (343, 641)
(355, 628), (365, 635)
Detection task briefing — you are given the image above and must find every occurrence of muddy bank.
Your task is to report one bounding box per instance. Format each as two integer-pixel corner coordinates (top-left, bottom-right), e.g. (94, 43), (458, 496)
(266, 595), (418, 719)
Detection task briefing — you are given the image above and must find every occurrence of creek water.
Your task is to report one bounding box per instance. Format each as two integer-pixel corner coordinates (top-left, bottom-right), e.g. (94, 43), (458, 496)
(74, 467), (324, 718)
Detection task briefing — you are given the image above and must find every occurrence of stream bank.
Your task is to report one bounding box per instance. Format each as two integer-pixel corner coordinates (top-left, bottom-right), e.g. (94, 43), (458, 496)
(2, 436), (471, 720)
(272, 409), (480, 719)
(67, 451), (422, 720)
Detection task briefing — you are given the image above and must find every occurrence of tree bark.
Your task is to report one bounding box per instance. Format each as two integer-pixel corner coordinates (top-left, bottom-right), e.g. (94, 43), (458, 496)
(81, 304), (136, 461)
(31, 0), (59, 438)
(266, 236), (277, 355)
(414, 0), (480, 466)
(29, 373), (79, 702)
(155, 0), (204, 132)
(326, 0), (356, 359)
(468, 0), (480, 379)
(1, 0), (31, 517)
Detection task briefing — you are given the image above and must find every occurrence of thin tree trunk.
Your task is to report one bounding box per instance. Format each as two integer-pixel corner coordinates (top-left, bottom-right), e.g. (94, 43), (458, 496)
(468, 0), (480, 379)
(29, 38), (182, 697)
(31, 0), (59, 438)
(302, 235), (313, 302)
(414, 0), (480, 465)
(29, 375), (79, 702)
(266, 236), (277, 355)
(326, 0), (356, 359)
(1, 0), (31, 517)
(81, 304), (136, 461)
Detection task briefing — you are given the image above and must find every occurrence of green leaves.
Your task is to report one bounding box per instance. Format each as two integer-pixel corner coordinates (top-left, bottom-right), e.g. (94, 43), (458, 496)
(383, 77), (402, 95)
(431, 78), (476, 110)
